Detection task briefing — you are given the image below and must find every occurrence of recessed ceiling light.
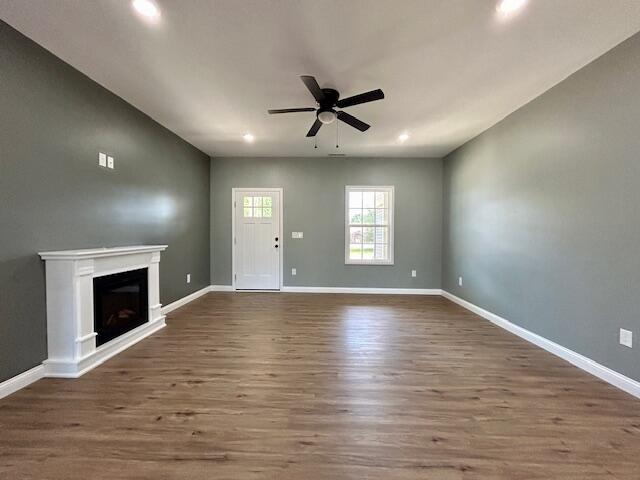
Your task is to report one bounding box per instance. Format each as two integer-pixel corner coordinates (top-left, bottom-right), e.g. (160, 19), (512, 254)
(132, 0), (161, 19)
(496, 0), (527, 16)
(243, 133), (255, 143)
(398, 132), (410, 143)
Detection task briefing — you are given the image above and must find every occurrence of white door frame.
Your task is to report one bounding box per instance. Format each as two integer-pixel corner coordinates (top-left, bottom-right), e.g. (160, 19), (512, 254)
(231, 187), (284, 291)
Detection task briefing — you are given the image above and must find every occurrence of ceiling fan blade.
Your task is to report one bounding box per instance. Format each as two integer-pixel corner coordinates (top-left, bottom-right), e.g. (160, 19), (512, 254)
(268, 108), (316, 114)
(336, 89), (384, 108)
(306, 118), (322, 137)
(300, 75), (325, 103)
(337, 111), (370, 132)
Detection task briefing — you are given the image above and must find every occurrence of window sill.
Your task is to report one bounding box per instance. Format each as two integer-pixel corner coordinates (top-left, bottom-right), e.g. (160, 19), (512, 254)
(345, 261), (395, 266)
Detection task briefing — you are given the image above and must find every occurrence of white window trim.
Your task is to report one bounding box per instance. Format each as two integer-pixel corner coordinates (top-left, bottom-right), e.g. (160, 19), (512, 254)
(344, 185), (395, 265)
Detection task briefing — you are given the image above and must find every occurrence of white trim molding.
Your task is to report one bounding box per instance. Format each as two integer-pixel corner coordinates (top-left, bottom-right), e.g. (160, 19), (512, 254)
(162, 286), (213, 314)
(0, 365), (45, 400)
(442, 291), (640, 400)
(211, 285), (234, 292)
(282, 286), (441, 295)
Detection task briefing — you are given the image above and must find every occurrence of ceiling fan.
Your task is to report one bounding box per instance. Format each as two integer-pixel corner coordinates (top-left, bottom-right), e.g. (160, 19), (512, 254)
(268, 75), (384, 137)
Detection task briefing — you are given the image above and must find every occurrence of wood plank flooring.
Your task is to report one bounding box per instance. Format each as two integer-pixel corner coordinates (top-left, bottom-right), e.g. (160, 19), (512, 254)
(1, 293), (639, 479)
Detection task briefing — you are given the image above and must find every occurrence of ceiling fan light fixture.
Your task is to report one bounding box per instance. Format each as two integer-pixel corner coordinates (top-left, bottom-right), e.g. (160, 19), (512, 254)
(318, 109), (337, 125)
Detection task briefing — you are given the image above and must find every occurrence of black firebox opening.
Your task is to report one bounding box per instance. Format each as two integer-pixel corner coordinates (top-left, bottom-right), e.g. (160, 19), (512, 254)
(93, 268), (148, 347)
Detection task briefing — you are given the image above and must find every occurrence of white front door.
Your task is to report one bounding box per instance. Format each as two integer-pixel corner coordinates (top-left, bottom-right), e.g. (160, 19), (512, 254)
(234, 189), (281, 290)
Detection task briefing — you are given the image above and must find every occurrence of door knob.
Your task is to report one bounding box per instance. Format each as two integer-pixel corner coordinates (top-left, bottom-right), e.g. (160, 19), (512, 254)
(275, 237), (279, 241)
(275, 244), (279, 248)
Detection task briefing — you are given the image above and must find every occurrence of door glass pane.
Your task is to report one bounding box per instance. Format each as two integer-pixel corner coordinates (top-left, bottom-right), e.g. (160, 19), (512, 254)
(349, 227), (362, 243)
(349, 209), (363, 224)
(363, 209), (375, 224)
(254, 197), (262, 208)
(243, 207), (252, 218)
(254, 207), (263, 217)
(263, 197), (272, 207)
(362, 244), (374, 260)
(349, 191), (362, 209)
(349, 244), (363, 260)
(263, 207), (272, 218)
(243, 197), (252, 207)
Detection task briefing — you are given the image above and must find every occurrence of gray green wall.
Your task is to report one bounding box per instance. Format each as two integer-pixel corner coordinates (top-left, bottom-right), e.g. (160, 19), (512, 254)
(0, 21), (210, 383)
(211, 157), (443, 288)
(442, 32), (640, 382)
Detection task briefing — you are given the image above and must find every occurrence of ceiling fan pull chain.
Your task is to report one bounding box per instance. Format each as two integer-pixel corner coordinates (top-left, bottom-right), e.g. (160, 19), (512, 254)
(336, 120), (339, 149)
(314, 135), (317, 149)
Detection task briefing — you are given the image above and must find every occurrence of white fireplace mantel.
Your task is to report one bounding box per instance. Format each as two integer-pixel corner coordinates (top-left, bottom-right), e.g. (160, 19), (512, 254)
(38, 245), (168, 378)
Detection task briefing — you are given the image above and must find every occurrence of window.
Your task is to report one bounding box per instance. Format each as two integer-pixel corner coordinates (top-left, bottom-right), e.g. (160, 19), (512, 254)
(345, 186), (394, 265)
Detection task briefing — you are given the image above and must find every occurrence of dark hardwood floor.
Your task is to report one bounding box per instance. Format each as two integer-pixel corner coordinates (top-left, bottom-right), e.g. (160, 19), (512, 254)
(1, 293), (639, 479)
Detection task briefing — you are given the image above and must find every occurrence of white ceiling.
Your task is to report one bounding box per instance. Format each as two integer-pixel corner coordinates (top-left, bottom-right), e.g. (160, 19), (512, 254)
(2, 0), (640, 158)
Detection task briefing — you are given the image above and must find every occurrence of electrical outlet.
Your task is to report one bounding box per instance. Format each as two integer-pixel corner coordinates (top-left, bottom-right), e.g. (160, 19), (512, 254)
(186, 273), (191, 284)
(620, 328), (633, 348)
(107, 156), (114, 169)
(98, 152), (107, 167)
(458, 276), (463, 287)
(291, 268), (297, 276)
(411, 270), (417, 277)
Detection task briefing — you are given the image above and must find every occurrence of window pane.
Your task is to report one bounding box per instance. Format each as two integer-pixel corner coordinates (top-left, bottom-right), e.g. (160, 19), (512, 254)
(349, 191), (362, 208)
(243, 197), (252, 207)
(363, 209), (375, 224)
(375, 191), (387, 208)
(243, 207), (252, 217)
(254, 207), (262, 217)
(263, 207), (272, 218)
(375, 227), (388, 244)
(363, 191), (375, 208)
(254, 196), (262, 207)
(363, 227), (374, 243)
(263, 196), (272, 207)
(375, 243), (388, 260)
(362, 244), (374, 260)
(375, 208), (387, 225)
(349, 227), (362, 243)
(349, 244), (363, 260)
(349, 209), (363, 224)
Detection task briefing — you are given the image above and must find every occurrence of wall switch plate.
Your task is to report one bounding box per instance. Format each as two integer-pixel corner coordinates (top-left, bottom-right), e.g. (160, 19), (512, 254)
(292, 232), (304, 239)
(620, 328), (633, 348)
(291, 268), (297, 276)
(186, 273), (191, 284)
(411, 270), (417, 277)
(98, 152), (107, 167)
(107, 156), (114, 169)
(458, 276), (463, 287)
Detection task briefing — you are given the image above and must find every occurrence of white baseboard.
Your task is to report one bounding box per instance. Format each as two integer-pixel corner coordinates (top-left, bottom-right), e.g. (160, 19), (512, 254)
(44, 317), (166, 378)
(0, 364), (45, 400)
(212, 285), (440, 295)
(162, 286), (213, 314)
(282, 286), (442, 295)
(210, 285), (234, 292)
(442, 290), (640, 400)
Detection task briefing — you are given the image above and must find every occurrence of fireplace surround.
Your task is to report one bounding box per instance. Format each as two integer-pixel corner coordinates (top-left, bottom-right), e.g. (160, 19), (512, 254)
(39, 245), (167, 378)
